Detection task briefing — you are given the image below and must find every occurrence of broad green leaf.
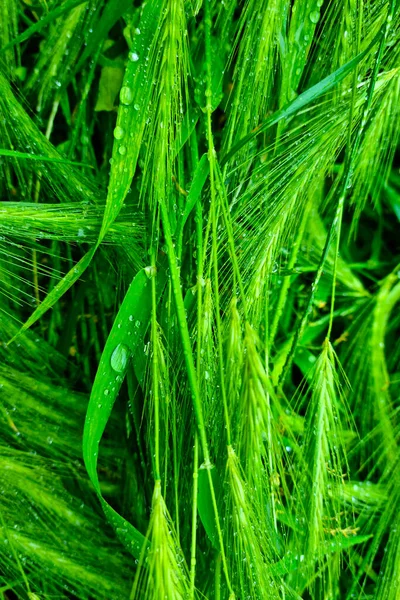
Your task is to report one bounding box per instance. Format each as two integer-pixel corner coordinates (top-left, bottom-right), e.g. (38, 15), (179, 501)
(83, 268), (153, 557)
(183, 286), (197, 316)
(294, 346), (317, 378)
(131, 266), (167, 387)
(94, 66), (124, 112)
(197, 464), (223, 550)
(384, 181), (400, 221)
(76, 0), (133, 71)
(98, 0), (164, 243)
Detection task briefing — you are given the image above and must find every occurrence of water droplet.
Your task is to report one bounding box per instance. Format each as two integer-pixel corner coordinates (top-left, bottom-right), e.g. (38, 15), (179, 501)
(144, 265), (157, 278)
(120, 86), (133, 105)
(129, 51), (139, 62)
(134, 103), (140, 111)
(310, 11), (320, 24)
(113, 126), (125, 140)
(118, 146), (127, 155)
(110, 343), (130, 374)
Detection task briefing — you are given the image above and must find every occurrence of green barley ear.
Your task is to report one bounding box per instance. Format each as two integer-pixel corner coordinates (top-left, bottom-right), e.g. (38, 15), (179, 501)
(223, 0), (286, 150)
(225, 444), (282, 600)
(197, 278), (226, 454)
(237, 323), (291, 543)
(0, 70), (97, 203)
(350, 69), (400, 222)
(0, 0), (19, 79)
(374, 514), (400, 600)
(342, 271), (400, 464)
(24, 2), (90, 112)
(0, 448), (133, 599)
(130, 480), (192, 600)
(291, 340), (353, 589)
(356, 432), (400, 600)
(139, 0), (189, 210)
(131, 268), (194, 599)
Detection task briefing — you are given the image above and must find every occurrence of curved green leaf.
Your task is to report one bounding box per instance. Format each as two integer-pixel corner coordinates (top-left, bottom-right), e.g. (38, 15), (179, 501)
(83, 268), (154, 557)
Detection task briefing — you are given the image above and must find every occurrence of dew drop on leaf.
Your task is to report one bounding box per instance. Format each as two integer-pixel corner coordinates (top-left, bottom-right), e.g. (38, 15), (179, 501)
(110, 343), (130, 374)
(113, 126), (125, 140)
(144, 265), (156, 278)
(120, 86), (134, 105)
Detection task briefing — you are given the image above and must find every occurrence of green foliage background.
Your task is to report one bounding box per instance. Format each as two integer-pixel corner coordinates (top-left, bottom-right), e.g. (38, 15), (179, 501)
(0, 0), (400, 598)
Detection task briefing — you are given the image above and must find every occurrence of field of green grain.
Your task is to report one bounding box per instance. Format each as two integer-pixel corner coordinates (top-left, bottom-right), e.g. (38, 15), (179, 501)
(0, 1), (399, 599)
